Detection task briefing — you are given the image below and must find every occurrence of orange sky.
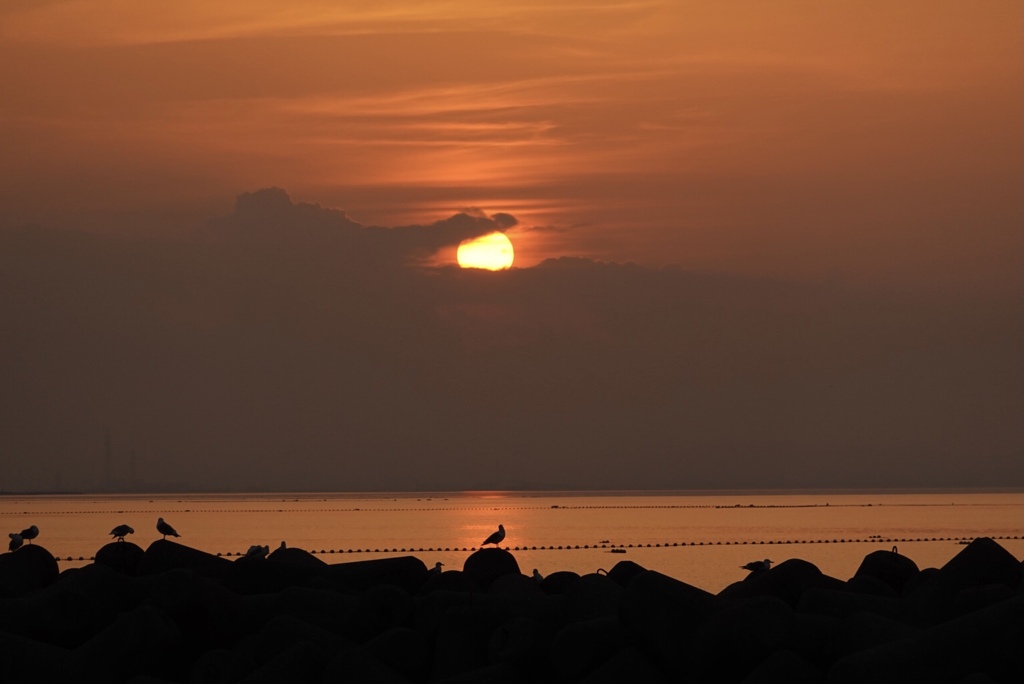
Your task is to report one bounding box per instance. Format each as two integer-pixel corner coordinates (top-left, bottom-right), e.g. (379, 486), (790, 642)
(1, 1), (1021, 288)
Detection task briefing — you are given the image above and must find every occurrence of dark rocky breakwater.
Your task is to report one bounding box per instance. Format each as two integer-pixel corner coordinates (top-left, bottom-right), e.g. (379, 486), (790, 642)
(0, 538), (1021, 683)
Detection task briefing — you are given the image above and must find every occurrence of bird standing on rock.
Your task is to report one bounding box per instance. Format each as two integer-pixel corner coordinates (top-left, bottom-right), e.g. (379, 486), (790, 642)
(20, 525), (39, 544)
(245, 544), (269, 559)
(482, 524), (506, 547)
(157, 517), (180, 540)
(430, 561), (444, 576)
(110, 524), (134, 541)
(8, 533), (23, 552)
(740, 559), (773, 572)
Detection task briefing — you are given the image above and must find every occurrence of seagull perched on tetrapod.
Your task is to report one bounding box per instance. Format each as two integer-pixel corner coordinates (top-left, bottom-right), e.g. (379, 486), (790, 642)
(20, 525), (39, 544)
(8, 533), (23, 552)
(110, 524), (134, 542)
(740, 558), (773, 572)
(156, 517), (180, 540)
(482, 524), (505, 547)
(245, 544), (269, 559)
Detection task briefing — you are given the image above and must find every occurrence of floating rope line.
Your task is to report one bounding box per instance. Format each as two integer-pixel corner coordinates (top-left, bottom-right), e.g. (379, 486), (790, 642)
(48, 533), (1022, 561)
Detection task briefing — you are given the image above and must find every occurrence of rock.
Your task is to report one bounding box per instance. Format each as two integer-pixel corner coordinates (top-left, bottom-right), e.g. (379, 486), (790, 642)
(0, 544), (60, 596)
(463, 548), (521, 590)
(1, 542), (1020, 682)
(797, 586), (905, 622)
(827, 594), (1024, 684)
(564, 572), (623, 621)
(957, 674), (999, 684)
(413, 589), (475, 634)
(265, 586), (358, 636)
(471, 591), (566, 632)
(327, 555), (428, 593)
(719, 558), (846, 608)
(853, 548), (919, 595)
(94, 541), (145, 576)
(488, 572), (544, 598)
(0, 631), (72, 681)
(72, 604), (180, 683)
(785, 611), (840, 673)
(487, 615), (550, 672)
(0, 583), (114, 648)
(604, 560), (647, 587)
(690, 595), (794, 682)
(845, 574), (899, 598)
(137, 568), (244, 662)
(936, 537), (1022, 594)
(825, 610), (920, 663)
(619, 570), (716, 676)
(954, 583), (1015, 615)
(538, 570), (581, 595)
(740, 649), (821, 684)
(267, 545), (326, 568)
(579, 645), (667, 684)
(258, 613), (344, 650)
(420, 569), (478, 594)
(362, 626), (431, 682)
(343, 584), (414, 643)
(190, 647), (257, 684)
(138, 540), (232, 580)
(225, 554), (325, 594)
(551, 616), (627, 680)
(432, 662), (516, 684)
(321, 647), (412, 684)
(54, 563), (150, 619)
(236, 639), (330, 684)
(432, 605), (504, 679)
(906, 539), (1023, 621)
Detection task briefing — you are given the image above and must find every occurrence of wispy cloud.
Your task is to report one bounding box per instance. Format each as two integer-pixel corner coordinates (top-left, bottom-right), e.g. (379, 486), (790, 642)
(0, 0), (675, 46)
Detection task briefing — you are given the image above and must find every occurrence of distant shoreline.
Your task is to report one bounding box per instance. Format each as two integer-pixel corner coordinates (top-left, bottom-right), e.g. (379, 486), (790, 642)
(2, 486), (1022, 499)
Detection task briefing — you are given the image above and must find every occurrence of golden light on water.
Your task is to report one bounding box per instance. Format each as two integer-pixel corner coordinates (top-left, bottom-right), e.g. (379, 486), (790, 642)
(456, 232), (514, 270)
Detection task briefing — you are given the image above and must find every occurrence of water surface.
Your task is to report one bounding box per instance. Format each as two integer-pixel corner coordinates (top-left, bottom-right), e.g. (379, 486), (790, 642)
(2, 490), (1020, 593)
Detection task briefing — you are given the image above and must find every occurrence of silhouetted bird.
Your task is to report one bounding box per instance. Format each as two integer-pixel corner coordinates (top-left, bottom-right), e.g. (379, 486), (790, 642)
(156, 517), (180, 540)
(532, 568), (543, 582)
(20, 525), (39, 544)
(482, 524), (505, 547)
(430, 561), (444, 576)
(245, 544), (269, 559)
(110, 524), (134, 541)
(8, 533), (23, 552)
(741, 559), (773, 572)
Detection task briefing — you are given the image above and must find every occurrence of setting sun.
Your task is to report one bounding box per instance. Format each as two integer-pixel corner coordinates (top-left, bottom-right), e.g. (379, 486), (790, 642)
(456, 232), (514, 270)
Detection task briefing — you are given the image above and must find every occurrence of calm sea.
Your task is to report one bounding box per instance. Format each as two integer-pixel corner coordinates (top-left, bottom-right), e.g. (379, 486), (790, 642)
(2, 491), (1021, 593)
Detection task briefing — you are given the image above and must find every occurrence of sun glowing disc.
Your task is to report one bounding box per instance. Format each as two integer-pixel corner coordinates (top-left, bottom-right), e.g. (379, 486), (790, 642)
(456, 232), (514, 270)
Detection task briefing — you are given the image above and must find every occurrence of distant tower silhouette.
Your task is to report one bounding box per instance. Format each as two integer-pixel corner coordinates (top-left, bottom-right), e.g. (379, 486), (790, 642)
(130, 449), (137, 491)
(104, 427), (112, 492)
